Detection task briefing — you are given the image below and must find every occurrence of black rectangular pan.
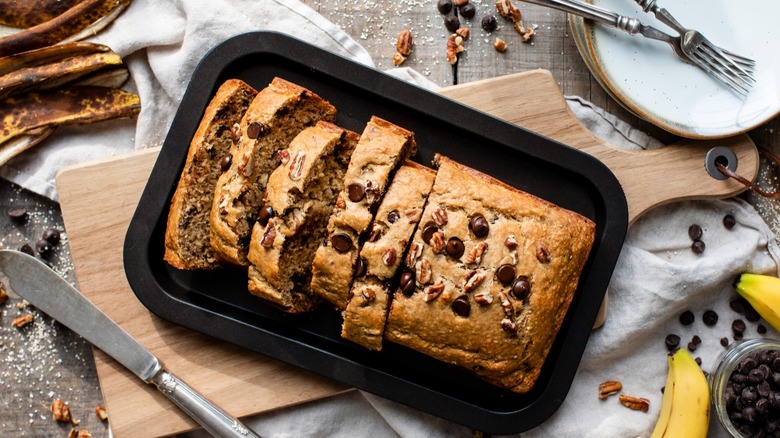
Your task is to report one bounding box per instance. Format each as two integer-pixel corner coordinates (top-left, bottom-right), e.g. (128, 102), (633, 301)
(123, 31), (628, 435)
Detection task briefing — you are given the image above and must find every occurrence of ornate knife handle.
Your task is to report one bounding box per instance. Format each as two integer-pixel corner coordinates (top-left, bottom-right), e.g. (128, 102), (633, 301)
(520, 0), (642, 34)
(150, 369), (261, 438)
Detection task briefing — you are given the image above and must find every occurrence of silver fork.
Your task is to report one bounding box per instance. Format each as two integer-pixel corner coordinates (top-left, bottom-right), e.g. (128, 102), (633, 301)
(634, 0), (756, 96)
(519, 0), (755, 96)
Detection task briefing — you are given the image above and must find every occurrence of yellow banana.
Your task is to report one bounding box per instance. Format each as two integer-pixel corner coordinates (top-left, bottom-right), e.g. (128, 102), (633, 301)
(736, 273), (780, 332)
(650, 348), (709, 438)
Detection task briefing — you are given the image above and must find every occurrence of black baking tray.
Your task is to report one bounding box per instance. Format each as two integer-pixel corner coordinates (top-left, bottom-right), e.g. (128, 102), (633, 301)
(124, 31), (628, 434)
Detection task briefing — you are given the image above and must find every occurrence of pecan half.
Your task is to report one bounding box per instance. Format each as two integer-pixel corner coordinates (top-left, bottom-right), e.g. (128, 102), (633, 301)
(432, 207), (448, 226)
(405, 207), (422, 224)
(429, 231), (445, 253)
(498, 292), (514, 317)
(396, 29), (413, 56)
(618, 394), (650, 412)
(446, 33), (465, 65)
(51, 399), (71, 422)
(416, 259), (432, 285)
(465, 241), (488, 265)
(406, 242), (423, 266)
(463, 270), (485, 292)
(536, 244), (550, 263)
(382, 248), (397, 266)
(289, 151), (306, 181)
(598, 380), (623, 400)
(368, 222), (383, 242)
(260, 221), (276, 248)
(474, 291), (494, 305)
(424, 283), (445, 302)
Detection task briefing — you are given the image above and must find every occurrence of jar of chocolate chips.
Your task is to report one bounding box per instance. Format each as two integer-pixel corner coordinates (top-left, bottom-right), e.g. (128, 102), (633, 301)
(711, 338), (780, 437)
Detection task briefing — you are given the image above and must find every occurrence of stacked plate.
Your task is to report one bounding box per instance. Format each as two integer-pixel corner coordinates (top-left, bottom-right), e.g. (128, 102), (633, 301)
(569, 0), (780, 139)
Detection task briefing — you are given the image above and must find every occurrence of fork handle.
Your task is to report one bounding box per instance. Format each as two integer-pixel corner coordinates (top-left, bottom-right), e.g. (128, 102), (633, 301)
(634, 0), (686, 35)
(520, 0), (642, 34)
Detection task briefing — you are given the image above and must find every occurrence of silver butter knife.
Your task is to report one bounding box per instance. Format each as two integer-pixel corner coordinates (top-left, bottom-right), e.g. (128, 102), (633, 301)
(0, 250), (260, 438)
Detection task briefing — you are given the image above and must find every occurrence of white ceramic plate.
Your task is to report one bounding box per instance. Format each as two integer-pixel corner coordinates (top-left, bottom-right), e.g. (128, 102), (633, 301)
(570, 0), (780, 139)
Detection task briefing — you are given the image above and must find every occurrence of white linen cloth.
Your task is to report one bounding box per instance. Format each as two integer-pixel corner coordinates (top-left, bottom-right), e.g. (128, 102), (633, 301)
(3, 1), (778, 436)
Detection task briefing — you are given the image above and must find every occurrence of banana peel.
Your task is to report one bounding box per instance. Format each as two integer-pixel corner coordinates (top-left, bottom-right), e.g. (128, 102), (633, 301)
(0, 86), (140, 165)
(650, 348), (710, 438)
(0, 127), (55, 167)
(0, 0), (131, 57)
(0, 41), (111, 76)
(735, 273), (780, 332)
(0, 0), (86, 29)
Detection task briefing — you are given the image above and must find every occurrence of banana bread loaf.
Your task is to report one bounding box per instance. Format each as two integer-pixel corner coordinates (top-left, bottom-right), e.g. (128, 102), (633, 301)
(384, 155), (596, 393)
(209, 77), (336, 266)
(164, 79), (257, 270)
(246, 121), (359, 312)
(309, 116), (416, 309)
(341, 162), (435, 350)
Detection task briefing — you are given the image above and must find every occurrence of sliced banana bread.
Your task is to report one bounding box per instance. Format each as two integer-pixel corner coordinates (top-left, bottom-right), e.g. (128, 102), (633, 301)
(341, 162), (435, 350)
(209, 77), (336, 266)
(384, 155), (595, 393)
(164, 79), (257, 270)
(247, 121), (359, 313)
(309, 116), (416, 309)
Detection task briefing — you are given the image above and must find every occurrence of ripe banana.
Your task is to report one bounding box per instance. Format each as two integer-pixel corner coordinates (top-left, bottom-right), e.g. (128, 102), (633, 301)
(736, 273), (780, 332)
(650, 348), (709, 438)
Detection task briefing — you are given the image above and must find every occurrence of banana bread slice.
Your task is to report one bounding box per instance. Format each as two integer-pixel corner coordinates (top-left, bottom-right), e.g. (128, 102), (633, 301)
(209, 77), (336, 266)
(164, 79), (257, 270)
(384, 155), (595, 393)
(309, 116), (416, 309)
(247, 121), (359, 313)
(341, 162), (435, 350)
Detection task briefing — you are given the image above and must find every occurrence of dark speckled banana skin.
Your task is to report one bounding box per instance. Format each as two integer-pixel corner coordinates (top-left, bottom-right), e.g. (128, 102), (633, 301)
(0, 0), (85, 28)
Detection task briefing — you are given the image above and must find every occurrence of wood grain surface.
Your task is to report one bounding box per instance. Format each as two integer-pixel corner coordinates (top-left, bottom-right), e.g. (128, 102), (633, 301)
(55, 71), (759, 436)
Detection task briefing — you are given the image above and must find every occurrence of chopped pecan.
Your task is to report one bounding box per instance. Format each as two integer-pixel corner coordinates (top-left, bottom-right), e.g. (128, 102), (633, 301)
(456, 27), (470, 39)
(361, 288), (376, 304)
(365, 180), (380, 205)
(446, 33), (465, 65)
(504, 234), (518, 249)
(406, 242), (423, 266)
(618, 394), (650, 412)
(335, 194), (346, 210)
(598, 380), (623, 400)
(396, 29), (413, 56)
(52, 399), (71, 422)
(12, 313), (33, 328)
(536, 244), (550, 263)
(501, 317), (518, 335)
(288, 151), (306, 181)
(496, 0), (521, 22)
(0, 284), (7, 306)
(465, 241), (488, 265)
(382, 248), (397, 266)
(429, 231), (445, 253)
(68, 430), (92, 438)
(493, 37), (507, 53)
(287, 208), (304, 229)
(368, 223), (383, 242)
(277, 148), (290, 164)
(231, 123), (241, 143)
(392, 52), (406, 66)
(94, 405), (108, 421)
(416, 259), (432, 285)
(463, 270), (486, 292)
(498, 292), (514, 317)
(237, 152), (251, 176)
(405, 207), (422, 224)
(260, 221), (276, 248)
(424, 283), (445, 302)
(432, 207), (448, 226)
(474, 291), (494, 305)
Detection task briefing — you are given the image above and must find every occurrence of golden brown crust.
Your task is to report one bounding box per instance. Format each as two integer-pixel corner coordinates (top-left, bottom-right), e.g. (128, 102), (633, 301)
(164, 79), (257, 270)
(384, 155), (595, 393)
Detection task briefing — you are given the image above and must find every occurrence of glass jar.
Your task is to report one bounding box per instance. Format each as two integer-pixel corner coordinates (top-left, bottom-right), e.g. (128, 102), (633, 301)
(710, 338), (780, 437)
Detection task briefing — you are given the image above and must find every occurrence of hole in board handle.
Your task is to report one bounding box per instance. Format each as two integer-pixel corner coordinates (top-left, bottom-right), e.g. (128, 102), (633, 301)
(705, 146), (738, 181)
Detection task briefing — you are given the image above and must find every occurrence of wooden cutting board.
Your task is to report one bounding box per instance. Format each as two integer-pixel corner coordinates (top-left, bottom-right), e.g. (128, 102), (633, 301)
(56, 70), (758, 437)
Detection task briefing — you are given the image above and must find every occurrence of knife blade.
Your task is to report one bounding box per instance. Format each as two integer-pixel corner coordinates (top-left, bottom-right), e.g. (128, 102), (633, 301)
(0, 249), (260, 438)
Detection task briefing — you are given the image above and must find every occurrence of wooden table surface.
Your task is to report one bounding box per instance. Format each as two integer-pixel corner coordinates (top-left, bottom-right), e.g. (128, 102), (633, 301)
(1, 1), (778, 436)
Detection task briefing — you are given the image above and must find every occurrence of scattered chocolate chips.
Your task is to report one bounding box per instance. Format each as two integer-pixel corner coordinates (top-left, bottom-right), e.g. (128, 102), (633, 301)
(688, 341), (698, 352)
(400, 271), (416, 296)
(330, 233), (353, 253)
(724, 214), (736, 230)
(18, 243), (34, 256)
(451, 295), (471, 317)
(679, 310), (695, 326)
(437, 0), (453, 14)
(8, 208), (28, 223)
(220, 154), (232, 171)
(445, 237), (465, 259)
(444, 14), (460, 33)
(703, 309), (719, 326)
(35, 239), (52, 256)
(468, 214), (489, 238)
(665, 334), (681, 351)
(688, 224), (703, 240)
(721, 337), (730, 347)
(695, 357), (702, 366)
(511, 277), (530, 300)
(459, 2), (476, 19)
(745, 306), (761, 323)
(481, 14), (498, 32)
(42, 228), (60, 245)
(421, 222), (438, 244)
(355, 257), (367, 278)
(496, 264), (516, 286)
(758, 324), (768, 334)
(257, 205), (274, 226)
(691, 240), (705, 254)
(347, 183), (366, 202)
(387, 209), (400, 223)
(733, 319), (747, 336)
(731, 297), (748, 314)
(246, 122), (267, 139)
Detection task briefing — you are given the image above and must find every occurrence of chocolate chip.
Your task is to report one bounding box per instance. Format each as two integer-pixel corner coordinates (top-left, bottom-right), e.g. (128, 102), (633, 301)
(745, 306), (761, 322)
(8, 208), (28, 223)
(451, 295), (471, 317)
(496, 264), (516, 286)
(758, 324), (767, 334)
(246, 122), (267, 139)
(691, 240), (705, 254)
(692, 335), (702, 345)
(220, 154), (232, 171)
(347, 183), (366, 202)
(459, 2), (476, 19)
(330, 233), (353, 253)
(355, 257), (367, 278)
(19, 243), (34, 256)
(511, 277), (531, 300)
(733, 319), (747, 335)
(35, 239), (52, 255)
(437, 0), (452, 14)
(703, 309), (719, 326)
(688, 224), (703, 240)
(679, 310), (694, 325)
(724, 214), (736, 230)
(731, 298), (747, 314)
(387, 209), (400, 223)
(688, 342), (697, 352)
(721, 337), (730, 347)
(481, 15), (497, 32)
(257, 205), (274, 226)
(42, 228), (60, 245)
(695, 357), (702, 365)
(665, 334), (681, 351)
(400, 271), (415, 296)
(445, 237), (465, 259)
(444, 14), (460, 33)
(421, 222), (438, 244)
(468, 214), (489, 238)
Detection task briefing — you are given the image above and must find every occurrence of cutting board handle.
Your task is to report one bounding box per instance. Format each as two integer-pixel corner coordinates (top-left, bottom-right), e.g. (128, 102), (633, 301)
(440, 70), (759, 224)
